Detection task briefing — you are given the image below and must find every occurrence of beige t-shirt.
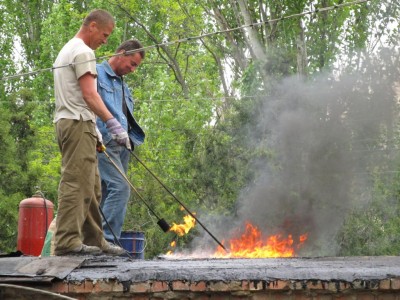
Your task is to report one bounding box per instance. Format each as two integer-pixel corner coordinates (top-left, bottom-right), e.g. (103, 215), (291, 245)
(53, 37), (97, 123)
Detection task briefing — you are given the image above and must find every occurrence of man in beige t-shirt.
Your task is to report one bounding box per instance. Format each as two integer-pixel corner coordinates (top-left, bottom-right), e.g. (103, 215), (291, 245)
(53, 9), (128, 256)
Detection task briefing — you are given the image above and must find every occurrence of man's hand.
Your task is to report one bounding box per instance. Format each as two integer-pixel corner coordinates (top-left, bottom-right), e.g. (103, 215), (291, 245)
(106, 118), (130, 149)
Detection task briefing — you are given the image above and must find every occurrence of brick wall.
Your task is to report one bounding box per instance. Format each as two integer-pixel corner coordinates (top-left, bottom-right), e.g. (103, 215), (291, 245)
(47, 278), (400, 299)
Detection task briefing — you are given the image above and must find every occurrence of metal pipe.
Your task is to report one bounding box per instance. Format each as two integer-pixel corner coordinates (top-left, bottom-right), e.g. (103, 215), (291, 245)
(100, 148), (171, 233)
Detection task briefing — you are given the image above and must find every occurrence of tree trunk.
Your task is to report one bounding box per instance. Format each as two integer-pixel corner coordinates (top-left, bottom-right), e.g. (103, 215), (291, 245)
(296, 18), (308, 78)
(236, 0), (269, 86)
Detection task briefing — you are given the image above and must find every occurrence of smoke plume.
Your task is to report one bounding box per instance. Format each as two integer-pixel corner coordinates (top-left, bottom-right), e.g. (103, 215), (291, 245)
(234, 49), (399, 256)
(181, 49), (400, 257)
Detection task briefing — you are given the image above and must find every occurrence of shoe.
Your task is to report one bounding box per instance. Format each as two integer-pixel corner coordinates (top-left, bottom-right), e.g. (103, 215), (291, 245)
(57, 244), (102, 256)
(102, 242), (126, 256)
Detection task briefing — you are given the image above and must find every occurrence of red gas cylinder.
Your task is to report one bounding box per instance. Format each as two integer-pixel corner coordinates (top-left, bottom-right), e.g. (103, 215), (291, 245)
(17, 194), (54, 256)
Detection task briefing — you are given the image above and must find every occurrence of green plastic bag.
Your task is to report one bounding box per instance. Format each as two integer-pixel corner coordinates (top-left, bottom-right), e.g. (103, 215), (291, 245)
(40, 216), (56, 257)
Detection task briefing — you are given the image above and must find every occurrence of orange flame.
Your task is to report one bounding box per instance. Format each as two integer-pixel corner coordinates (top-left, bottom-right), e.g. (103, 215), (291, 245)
(214, 222), (308, 258)
(169, 214), (196, 236)
(166, 214), (197, 256)
(166, 241), (176, 255)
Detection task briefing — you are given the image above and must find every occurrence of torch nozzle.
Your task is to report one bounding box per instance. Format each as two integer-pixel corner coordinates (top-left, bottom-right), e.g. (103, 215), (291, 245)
(157, 218), (171, 233)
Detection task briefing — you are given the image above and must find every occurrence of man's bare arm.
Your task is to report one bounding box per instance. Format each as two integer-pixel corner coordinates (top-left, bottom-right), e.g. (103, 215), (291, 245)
(79, 72), (113, 122)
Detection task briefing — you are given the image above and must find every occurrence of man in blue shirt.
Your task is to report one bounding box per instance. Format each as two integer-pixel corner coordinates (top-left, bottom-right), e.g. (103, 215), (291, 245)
(96, 40), (145, 242)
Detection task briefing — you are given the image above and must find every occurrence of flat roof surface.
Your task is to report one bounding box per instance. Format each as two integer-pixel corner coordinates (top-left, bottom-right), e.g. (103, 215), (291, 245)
(2, 255), (399, 283)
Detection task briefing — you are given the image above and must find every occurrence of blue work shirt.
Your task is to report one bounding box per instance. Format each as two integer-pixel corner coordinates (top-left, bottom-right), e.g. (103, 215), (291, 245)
(96, 61), (145, 146)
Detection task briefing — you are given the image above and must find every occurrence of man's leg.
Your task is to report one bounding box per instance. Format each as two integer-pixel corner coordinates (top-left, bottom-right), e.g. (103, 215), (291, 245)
(82, 159), (108, 247)
(54, 119), (101, 254)
(98, 141), (131, 241)
(78, 122), (125, 255)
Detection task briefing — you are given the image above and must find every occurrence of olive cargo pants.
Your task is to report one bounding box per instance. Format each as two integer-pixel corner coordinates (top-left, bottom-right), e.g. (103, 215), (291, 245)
(54, 118), (106, 255)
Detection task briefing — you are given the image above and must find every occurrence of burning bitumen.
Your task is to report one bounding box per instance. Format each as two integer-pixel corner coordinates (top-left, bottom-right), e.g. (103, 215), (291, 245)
(165, 220), (308, 259)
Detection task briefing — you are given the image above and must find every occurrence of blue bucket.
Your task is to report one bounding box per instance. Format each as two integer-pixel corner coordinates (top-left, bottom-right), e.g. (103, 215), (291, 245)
(119, 231), (145, 259)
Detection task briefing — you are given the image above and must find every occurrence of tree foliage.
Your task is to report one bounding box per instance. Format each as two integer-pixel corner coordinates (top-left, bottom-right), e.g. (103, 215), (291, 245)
(0, 0), (399, 257)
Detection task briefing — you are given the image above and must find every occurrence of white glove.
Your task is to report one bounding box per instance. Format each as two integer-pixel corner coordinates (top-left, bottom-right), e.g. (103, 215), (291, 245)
(106, 118), (129, 148)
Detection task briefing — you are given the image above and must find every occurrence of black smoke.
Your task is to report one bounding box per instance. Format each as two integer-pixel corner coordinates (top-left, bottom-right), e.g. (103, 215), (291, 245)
(234, 48), (400, 255)
(184, 48), (400, 257)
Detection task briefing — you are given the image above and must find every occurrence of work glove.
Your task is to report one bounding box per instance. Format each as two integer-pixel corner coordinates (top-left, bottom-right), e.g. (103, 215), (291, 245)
(105, 118), (131, 150)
